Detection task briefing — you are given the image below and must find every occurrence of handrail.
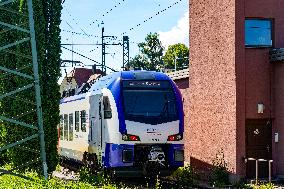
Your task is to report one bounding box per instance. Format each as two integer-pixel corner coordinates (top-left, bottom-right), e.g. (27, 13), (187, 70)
(245, 158), (273, 184)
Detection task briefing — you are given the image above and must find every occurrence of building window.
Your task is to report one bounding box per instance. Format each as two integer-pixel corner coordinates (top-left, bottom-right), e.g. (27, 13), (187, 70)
(63, 114), (68, 140)
(245, 19), (272, 47)
(59, 115), (63, 140)
(81, 110), (86, 132)
(69, 113), (73, 141)
(75, 111), (80, 132)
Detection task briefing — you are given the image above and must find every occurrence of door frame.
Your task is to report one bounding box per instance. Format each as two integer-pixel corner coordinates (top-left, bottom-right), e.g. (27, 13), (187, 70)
(245, 119), (273, 178)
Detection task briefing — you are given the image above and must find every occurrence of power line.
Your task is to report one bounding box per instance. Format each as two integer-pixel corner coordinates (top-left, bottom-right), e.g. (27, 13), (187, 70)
(61, 46), (117, 72)
(121, 0), (183, 35)
(63, 6), (91, 37)
(61, 0), (128, 38)
(61, 29), (99, 37)
(61, 46), (101, 65)
(89, 0), (127, 27)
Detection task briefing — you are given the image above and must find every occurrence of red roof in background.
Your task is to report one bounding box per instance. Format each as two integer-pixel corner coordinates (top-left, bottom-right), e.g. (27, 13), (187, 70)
(72, 68), (93, 87)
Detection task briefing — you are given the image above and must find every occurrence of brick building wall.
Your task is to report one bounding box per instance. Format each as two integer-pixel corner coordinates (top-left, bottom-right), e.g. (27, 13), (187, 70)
(188, 0), (237, 175)
(189, 0), (284, 178)
(235, 0), (284, 177)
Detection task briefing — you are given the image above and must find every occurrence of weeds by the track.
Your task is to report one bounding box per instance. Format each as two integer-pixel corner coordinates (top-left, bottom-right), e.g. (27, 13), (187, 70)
(0, 169), (118, 189)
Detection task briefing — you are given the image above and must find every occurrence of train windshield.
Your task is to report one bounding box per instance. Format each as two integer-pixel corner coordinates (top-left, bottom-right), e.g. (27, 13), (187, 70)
(122, 80), (178, 124)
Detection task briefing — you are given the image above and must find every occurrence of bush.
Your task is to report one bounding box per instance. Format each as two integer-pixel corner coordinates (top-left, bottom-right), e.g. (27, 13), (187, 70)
(209, 150), (230, 187)
(171, 165), (198, 187)
(79, 167), (105, 185)
(0, 0), (62, 173)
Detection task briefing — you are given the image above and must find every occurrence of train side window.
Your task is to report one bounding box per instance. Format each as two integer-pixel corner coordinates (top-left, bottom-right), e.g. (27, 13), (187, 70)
(75, 111), (80, 132)
(81, 110), (86, 132)
(69, 113), (73, 141)
(103, 96), (112, 119)
(59, 115), (63, 140)
(63, 114), (68, 140)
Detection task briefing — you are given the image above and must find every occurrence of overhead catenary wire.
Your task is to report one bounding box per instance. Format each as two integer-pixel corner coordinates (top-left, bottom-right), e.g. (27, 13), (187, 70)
(62, 46), (101, 65)
(61, 29), (99, 37)
(62, 0), (127, 37)
(121, 0), (183, 35)
(63, 6), (91, 37)
(61, 46), (117, 72)
(89, 0), (127, 27)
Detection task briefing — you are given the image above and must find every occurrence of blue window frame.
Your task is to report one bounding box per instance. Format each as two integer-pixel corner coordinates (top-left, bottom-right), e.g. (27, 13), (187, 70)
(245, 19), (272, 47)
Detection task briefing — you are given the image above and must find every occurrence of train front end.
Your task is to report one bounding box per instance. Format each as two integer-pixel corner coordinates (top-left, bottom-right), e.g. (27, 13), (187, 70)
(106, 71), (184, 176)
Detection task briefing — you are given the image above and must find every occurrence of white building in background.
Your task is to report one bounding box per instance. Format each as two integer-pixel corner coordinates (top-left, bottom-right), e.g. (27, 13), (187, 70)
(60, 67), (103, 98)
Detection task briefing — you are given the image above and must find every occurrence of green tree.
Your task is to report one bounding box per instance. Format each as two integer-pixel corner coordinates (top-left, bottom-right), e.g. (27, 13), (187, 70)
(163, 43), (189, 70)
(0, 0), (62, 172)
(128, 54), (148, 70)
(127, 33), (164, 71)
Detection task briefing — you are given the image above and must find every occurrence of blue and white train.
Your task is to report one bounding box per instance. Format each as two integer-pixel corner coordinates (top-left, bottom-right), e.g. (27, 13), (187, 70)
(58, 71), (184, 176)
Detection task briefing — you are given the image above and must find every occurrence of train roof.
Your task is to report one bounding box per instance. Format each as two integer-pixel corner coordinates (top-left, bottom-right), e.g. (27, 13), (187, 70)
(60, 71), (171, 104)
(89, 70), (171, 91)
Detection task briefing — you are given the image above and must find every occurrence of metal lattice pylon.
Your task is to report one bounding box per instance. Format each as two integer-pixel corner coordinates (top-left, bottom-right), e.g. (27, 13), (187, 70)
(123, 36), (129, 70)
(0, 0), (48, 179)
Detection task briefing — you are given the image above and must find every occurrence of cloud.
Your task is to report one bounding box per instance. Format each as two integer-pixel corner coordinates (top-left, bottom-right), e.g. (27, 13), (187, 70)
(158, 11), (189, 50)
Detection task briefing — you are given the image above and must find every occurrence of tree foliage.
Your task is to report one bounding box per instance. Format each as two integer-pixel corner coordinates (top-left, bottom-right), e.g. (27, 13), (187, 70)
(127, 33), (164, 71)
(0, 0), (62, 173)
(163, 43), (189, 70)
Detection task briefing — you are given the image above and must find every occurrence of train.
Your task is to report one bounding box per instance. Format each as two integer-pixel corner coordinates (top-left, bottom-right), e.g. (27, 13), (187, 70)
(58, 70), (184, 176)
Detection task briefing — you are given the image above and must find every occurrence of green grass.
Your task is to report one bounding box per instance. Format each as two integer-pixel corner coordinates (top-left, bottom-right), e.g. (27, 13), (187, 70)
(1, 165), (275, 189)
(0, 171), (118, 189)
(252, 183), (275, 189)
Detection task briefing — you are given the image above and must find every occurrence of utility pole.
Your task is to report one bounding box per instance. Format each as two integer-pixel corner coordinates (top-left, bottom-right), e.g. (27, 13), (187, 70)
(61, 27), (127, 74)
(100, 27), (126, 74)
(174, 55), (177, 72)
(101, 27), (106, 74)
(0, 0), (48, 180)
(123, 36), (129, 70)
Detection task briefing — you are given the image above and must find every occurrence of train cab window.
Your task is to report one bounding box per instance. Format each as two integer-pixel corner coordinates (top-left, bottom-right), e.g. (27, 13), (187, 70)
(81, 110), (86, 132)
(75, 111), (80, 132)
(69, 113), (73, 141)
(63, 114), (68, 140)
(59, 115), (63, 140)
(122, 80), (178, 124)
(103, 96), (112, 119)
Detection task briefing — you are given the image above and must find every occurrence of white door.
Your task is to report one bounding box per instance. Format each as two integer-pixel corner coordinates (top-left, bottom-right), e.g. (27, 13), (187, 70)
(89, 94), (103, 163)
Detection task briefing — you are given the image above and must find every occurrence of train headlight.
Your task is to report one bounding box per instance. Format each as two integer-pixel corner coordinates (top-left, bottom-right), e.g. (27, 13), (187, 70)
(167, 133), (183, 141)
(122, 134), (140, 141)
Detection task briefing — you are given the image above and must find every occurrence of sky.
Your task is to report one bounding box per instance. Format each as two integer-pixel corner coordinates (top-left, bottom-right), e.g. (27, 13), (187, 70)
(60, 0), (189, 80)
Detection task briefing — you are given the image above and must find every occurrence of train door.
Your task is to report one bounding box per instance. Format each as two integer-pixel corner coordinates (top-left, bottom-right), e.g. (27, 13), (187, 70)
(89, 94), (103, 164)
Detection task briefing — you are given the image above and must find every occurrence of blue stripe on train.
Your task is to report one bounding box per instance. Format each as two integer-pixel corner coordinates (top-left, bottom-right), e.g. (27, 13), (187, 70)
(107, 77), (127, 134)
(103, 143), (184, 168)
(104, 143), (134, 168)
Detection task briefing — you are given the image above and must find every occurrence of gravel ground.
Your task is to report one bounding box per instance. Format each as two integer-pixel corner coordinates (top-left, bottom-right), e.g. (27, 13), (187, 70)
(52, 167), (79, 181)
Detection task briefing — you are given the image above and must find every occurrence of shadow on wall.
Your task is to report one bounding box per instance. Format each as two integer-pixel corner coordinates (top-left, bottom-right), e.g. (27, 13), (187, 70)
(190, 157), (215, 181)
(190, 156), (241, 187)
